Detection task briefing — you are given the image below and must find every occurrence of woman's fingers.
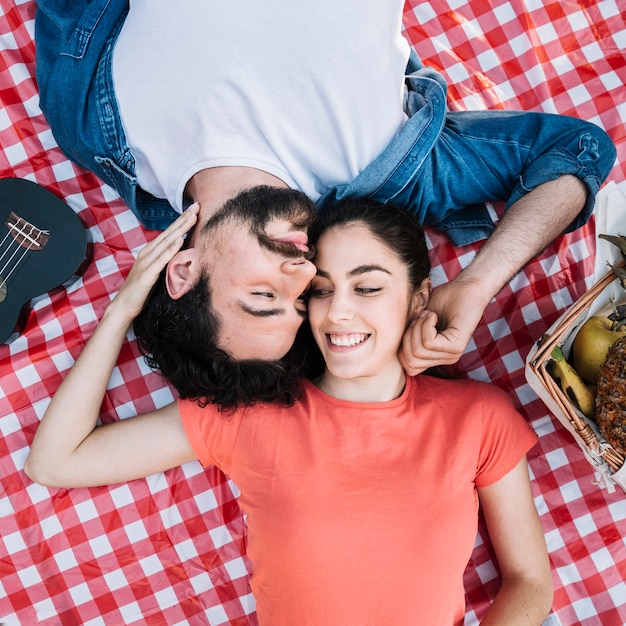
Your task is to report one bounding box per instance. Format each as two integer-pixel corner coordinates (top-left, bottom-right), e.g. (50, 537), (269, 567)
(135, 203), (199, 270)
(113, 204), (200, 317)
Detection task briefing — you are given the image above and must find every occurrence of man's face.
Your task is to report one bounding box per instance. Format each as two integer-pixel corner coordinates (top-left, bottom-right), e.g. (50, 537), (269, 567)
(198, 188), (317, 361)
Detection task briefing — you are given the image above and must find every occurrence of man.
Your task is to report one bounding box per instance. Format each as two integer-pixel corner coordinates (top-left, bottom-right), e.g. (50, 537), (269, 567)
(34, 1), (616, 397)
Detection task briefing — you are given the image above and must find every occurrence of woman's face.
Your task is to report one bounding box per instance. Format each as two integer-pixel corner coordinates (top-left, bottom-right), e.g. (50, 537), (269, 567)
(307, 223), (417, 382)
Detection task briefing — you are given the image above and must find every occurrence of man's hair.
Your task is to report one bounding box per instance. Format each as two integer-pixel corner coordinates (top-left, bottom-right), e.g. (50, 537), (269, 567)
(133, 268), (305, 409)
(133, 185), (317, 410)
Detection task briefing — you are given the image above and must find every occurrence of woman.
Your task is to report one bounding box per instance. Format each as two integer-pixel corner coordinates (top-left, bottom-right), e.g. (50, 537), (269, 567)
(25, 200), (552, 625)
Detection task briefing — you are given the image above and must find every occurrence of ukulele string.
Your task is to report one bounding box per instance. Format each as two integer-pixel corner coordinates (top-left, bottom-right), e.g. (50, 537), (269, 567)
(0, 230), (13, 261)
(0, 237), (24, 276)
(0, 231), (12, 290)
(1, 239), (37, 283)
(0, 221), (40, 285)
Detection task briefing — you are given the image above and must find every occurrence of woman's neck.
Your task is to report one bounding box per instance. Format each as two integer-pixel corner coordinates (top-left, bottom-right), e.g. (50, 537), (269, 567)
(314, 364), (407, 403)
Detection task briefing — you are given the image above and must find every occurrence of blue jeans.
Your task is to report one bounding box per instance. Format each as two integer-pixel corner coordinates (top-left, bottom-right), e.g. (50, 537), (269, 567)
(35, 0), (616, 244)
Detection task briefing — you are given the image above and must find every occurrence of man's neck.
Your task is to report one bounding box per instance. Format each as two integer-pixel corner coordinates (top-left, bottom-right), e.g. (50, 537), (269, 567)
(185, 166), (289, 222)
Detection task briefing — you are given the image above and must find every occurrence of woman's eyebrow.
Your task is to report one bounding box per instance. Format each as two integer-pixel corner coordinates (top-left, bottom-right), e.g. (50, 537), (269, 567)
(316, 265), (391, 278)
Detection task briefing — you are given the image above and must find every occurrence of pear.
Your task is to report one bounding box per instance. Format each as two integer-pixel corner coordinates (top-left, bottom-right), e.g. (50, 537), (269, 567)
(571, 316), (626, 385)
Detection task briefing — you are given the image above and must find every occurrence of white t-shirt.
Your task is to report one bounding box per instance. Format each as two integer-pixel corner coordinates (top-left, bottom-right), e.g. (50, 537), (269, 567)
(112, 0), (409, 212)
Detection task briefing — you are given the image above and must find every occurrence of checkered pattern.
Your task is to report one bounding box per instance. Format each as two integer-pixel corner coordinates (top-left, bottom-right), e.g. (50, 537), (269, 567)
(1, 1), (625, 624)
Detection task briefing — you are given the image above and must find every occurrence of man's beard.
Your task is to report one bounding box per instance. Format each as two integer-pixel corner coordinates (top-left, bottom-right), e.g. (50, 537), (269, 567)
(201, 185), (317, 259)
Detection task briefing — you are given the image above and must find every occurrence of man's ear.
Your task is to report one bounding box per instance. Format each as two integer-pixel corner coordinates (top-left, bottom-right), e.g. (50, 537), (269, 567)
(410, 278), (432, 318)
(165, 248), (199, 300)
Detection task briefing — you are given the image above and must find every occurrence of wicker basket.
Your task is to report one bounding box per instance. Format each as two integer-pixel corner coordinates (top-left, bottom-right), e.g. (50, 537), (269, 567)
(526, 262), (626, 493)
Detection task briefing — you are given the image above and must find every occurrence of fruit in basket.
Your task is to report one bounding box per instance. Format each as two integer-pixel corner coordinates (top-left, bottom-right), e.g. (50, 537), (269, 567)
(595, 335), (626, 455)
(546, 345), (596, 418)
(571, 316), (626, 385)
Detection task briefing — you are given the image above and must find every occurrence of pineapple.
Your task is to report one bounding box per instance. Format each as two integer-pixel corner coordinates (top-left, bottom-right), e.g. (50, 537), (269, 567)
(595, 335), (626, 455)
(593, 234), (626, 455)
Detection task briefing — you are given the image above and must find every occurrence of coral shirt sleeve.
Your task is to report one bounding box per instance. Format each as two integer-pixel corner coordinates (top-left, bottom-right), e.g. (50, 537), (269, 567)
(473, 383), (539, 488)
(177, 398), (244, 475)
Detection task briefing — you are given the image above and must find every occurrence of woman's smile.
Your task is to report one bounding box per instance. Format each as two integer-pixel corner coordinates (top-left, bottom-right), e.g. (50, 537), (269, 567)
(326, 333), (370, 348)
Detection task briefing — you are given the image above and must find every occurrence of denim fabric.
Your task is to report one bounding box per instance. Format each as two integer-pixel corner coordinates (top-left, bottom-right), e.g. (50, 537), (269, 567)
(322, 107), (617, 245)
(34, 4), (616, 243)
(35, 0), (179, 230)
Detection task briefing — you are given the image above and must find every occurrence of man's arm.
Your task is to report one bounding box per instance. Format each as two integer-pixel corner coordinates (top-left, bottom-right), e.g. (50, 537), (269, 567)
(477, 457), (553, 625)
(400, 174), (586, 373)
(24, 206), (200, 488)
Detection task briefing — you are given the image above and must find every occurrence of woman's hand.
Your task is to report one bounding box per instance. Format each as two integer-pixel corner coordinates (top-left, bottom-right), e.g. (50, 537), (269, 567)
(113, 203), (199, 321)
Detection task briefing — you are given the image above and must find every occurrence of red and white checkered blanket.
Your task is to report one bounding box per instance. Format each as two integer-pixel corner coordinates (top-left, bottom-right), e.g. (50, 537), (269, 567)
(1, 2), (625, 624)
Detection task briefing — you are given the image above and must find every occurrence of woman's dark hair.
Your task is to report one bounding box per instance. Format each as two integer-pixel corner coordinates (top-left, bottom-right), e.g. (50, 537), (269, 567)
(310, 197), (431, 289)
(133, 268), (304, 409)
(298, 197), (432, 379)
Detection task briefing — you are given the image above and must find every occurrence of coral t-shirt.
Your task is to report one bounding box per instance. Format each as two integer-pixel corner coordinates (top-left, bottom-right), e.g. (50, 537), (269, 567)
(179, 376), (537, 625)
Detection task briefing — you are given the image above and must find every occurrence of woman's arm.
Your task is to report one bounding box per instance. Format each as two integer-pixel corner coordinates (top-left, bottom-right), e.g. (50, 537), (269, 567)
(478, 457), (554, 625)
(24, 206), (200, 488)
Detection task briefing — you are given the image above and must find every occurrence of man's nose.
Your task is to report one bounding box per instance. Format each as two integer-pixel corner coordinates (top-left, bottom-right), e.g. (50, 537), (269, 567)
(281, 257), (316, 278)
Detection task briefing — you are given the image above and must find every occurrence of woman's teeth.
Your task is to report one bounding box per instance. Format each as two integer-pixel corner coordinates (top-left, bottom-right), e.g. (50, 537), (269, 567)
(328, 333), (368, 347)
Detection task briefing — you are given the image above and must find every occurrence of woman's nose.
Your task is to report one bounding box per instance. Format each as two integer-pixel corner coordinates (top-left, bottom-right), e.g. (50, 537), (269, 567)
(326, 292), (354, 323)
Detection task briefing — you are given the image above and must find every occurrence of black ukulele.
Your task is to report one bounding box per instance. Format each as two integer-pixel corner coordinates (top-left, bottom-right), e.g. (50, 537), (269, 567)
(0, 178), (88, 344)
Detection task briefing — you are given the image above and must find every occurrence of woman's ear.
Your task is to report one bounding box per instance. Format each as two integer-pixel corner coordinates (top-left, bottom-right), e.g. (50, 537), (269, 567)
(410, 278), (432, 318)
(165, 248), (199, 300)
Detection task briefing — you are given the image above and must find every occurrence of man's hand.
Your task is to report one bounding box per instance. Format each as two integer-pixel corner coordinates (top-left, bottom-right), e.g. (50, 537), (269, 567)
(399, 278), (490, 375)
(112, 203), (199, 321)
(400, 175), (588, 376)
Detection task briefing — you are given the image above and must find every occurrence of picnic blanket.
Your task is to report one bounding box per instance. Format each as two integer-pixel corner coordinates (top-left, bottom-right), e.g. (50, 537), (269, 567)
(1, 1), (625, 624)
